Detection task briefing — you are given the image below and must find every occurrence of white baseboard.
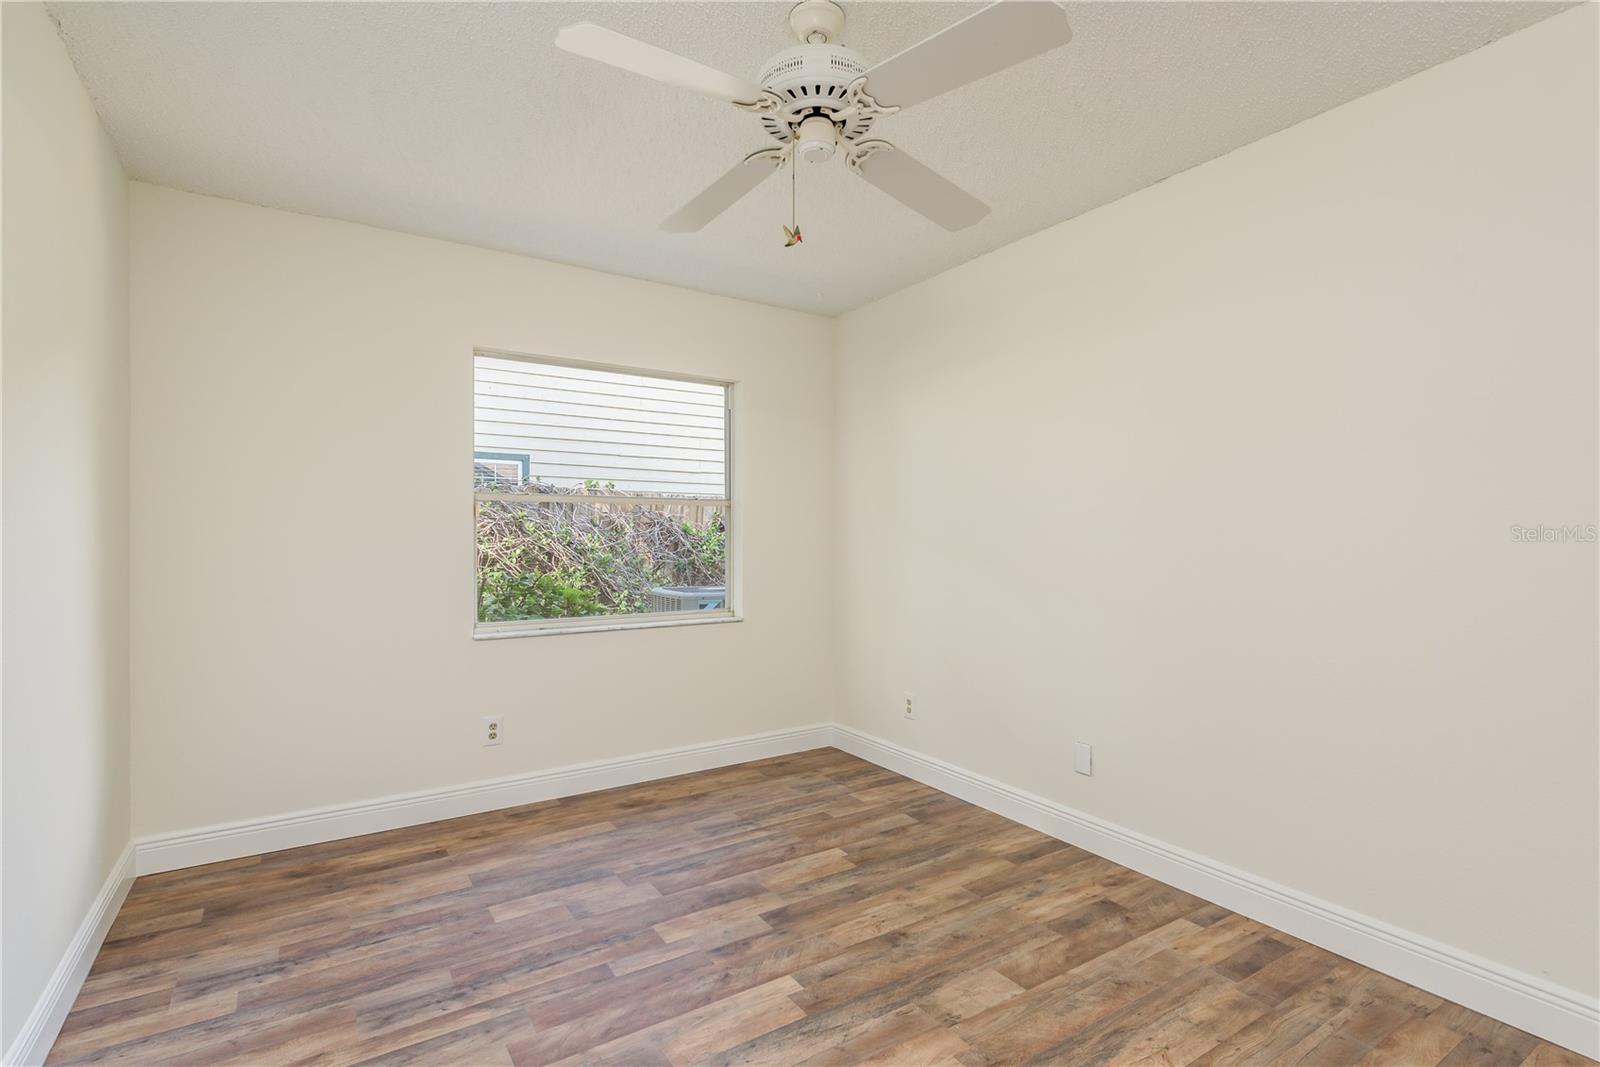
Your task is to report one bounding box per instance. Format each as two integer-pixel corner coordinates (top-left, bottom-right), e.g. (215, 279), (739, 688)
(3, 843), (135, 1067)
(831, 725), (1600, 1060)
(133, 723), (835, 876)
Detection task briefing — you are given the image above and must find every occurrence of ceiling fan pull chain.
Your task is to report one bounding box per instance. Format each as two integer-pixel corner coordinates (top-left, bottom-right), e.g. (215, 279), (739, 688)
(785, 156), (803, 247)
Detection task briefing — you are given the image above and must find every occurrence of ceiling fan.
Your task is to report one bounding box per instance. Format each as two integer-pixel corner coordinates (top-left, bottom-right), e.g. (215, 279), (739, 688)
(554, 1), (1073, 234)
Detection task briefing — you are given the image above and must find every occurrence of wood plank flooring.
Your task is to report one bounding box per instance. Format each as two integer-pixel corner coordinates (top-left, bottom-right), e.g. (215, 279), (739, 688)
(49, 748), (1594, 1066)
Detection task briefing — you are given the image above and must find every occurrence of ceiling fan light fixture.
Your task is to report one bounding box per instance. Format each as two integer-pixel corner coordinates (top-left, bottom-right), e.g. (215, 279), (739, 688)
(795, 115), (838, 164)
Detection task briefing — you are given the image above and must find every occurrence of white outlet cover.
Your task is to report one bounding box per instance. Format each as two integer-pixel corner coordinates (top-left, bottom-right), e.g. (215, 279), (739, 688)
(483, 715), (504, 746)
(1073, 741), (1092, 776)
(903, 692), (916, 720)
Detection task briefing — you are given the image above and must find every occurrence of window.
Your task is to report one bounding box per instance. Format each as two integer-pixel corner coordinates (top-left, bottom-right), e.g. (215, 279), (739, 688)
(473, 452), (529, 488)
(473, 352), (733, 637)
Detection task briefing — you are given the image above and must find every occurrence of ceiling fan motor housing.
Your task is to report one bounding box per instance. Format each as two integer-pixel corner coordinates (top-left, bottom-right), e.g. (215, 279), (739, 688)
(755, 45), (876, 145)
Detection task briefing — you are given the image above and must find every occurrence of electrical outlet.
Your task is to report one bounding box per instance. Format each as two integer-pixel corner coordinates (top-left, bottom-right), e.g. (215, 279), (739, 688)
(483, 715), (503, 746)
(903, 693), (916, 720)
(1073, 741), (1092, 776)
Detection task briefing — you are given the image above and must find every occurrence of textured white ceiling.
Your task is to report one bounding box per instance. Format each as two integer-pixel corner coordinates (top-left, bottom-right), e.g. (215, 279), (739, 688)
(49, 1), (1566, 315)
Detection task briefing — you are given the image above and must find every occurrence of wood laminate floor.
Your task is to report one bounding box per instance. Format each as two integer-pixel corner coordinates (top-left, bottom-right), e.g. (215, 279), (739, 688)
(49, 748), (1593, 1066)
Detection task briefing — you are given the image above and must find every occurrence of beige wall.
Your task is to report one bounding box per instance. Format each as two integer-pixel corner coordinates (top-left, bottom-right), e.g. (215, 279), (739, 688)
(128, 183), (835, 837)
(1, 3), (131, 1051)
(834, 6), (1598, 1000)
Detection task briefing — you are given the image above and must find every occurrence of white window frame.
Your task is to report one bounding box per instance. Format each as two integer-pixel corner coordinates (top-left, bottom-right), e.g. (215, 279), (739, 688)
(471, 349), (738, 639)
(473, 454), (527, 488)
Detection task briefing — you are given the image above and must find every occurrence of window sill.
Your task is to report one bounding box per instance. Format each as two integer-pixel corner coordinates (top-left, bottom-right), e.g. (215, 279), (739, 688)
(473, 612), (742, 640)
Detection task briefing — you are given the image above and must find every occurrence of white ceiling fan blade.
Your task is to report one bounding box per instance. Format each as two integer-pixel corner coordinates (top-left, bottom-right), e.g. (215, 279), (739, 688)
(555, 23), (767, 106)
(861, 1), (1072, 110)
(661, 155), (784, 233)
(854, 147), (990, 231)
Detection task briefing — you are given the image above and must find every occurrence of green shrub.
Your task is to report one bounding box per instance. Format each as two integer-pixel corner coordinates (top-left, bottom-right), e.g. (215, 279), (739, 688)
(477, 566), (601, 622)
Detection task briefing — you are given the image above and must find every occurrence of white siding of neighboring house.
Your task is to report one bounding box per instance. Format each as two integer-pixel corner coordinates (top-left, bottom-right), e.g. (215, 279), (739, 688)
(473, 356), (726, 497)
